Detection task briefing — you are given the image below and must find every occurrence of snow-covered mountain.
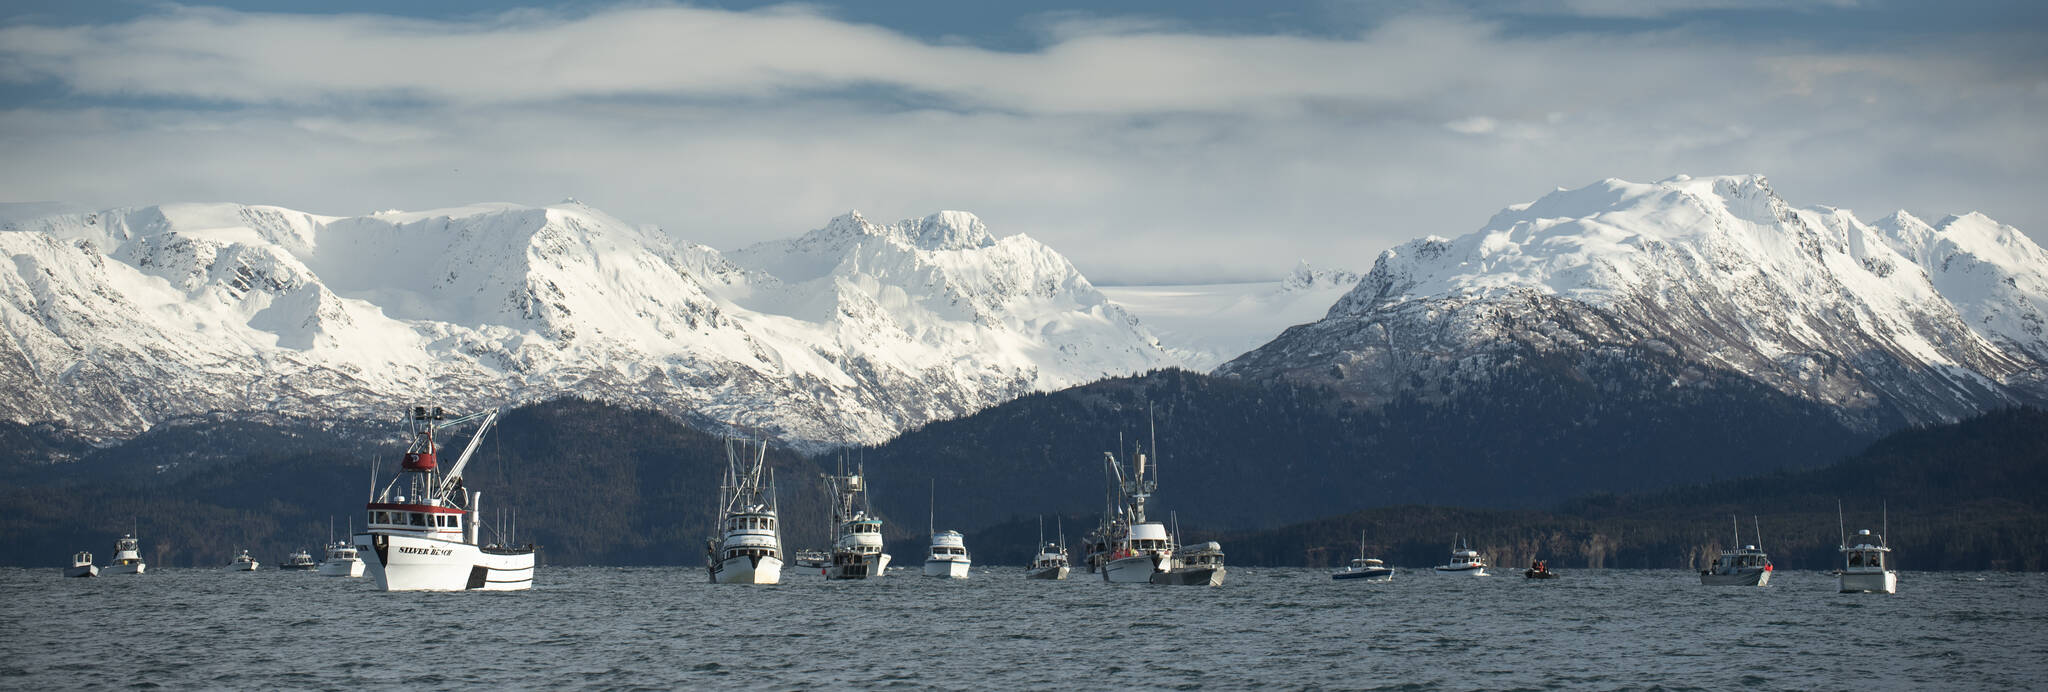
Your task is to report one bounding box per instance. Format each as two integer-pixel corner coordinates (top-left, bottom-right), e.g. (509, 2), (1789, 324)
(1098, 262), (1361, 370)
(0, 202), (1173, 445)
(1218, 175), (2048, 429)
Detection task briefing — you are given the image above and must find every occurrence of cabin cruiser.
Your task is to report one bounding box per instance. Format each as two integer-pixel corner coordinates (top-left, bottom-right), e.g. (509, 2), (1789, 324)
(1837, 503), (1898, 594)
(103, 534), (146, 575)
(65, 551), (97, 578)
(924, 530), (972, 578)
(319, 518), (365, 577)
(1152, 540), (1226, 586)
(280, 549), (318, 570)
(225, 549), (259, 571)
(356, 406), (534, 591)
(706, 439), (783, 585)
(1099, 445), (1174, 584)
(1333, 531), (1394, 581)
(1701, 516), (1772, 586)
(1434, 537), (1488, 575)
(820, 459), (891, 579)
(321, 541), (365, 577)
(1026, 517), (1070, 580)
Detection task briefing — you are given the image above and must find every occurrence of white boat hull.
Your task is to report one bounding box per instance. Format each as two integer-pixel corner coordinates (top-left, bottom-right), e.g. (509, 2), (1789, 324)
(319, 559), (365, 578)
(1027, 565), (1070, 580)
(102, 562), (146, 576)
(358, 532), (534, 591)
(1701, 570), (1770, 587)
(923, 558), (971, 578)
(713, 555), (784, 584)
(825, 553), (891, 580)
(65, 565), (97, 578)
(1839, 570), (1897, 594)
(225, 562), (259, 572)
(1435, 566), (1488, 576)
(1102, 554), (1164, 583)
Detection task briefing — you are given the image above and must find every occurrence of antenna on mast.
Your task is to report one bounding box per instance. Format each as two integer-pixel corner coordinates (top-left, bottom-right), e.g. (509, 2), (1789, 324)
(1753, 516), (1763, 551)
(1837, 499), (1847, 549)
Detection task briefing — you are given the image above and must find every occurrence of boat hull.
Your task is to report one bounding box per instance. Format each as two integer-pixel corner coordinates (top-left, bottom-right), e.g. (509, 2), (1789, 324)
(65, 565), (97, 578)
(225, 562), (259, 572)
(1102, 554), (1164, 583)
(1839, 570), (1897, 594)
(1333, 568), (1394, 581)
(1026, 565), (1070, 580)
(1435, 566), (1488, 576)
(1701, 570), (1770, 587)
(923, 558), (971, 578)
(825, 553), (891, 580)
(319, 559), (365, 578)
(102, 562), (146, 576)
(1151, 566), (1225, 586)
(1524, 570), (1559, 580)
(358, 532), (534, 591)
(713, 555), (784, 584)
(281, 563), (318, 571)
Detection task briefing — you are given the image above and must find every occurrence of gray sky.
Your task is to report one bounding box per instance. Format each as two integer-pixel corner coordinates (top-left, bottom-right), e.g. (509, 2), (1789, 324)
(2, 1), (2043, 283)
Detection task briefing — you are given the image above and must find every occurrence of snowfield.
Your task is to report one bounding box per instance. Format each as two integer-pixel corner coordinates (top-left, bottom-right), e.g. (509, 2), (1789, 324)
(0, 203), (1174, 445)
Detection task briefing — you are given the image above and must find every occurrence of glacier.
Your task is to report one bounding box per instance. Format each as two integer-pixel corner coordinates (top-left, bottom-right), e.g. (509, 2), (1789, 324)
(0, 202), (1174, 446)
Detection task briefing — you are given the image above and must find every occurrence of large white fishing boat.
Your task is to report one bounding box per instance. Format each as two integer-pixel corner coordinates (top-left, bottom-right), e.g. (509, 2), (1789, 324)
(1838, 503), (1897, 594)
(1333, 531), (1394, 582)
(319, 518), (365, 577)
(820, 459), (890, 580)
(1026, 517), (1070, 580)
(103, 533), (146, 575)
(705, 439), (783, 585)
(1100, 444), (1174, 584)
(65, 551), (97, 578)
(1434, 537), (1488, 575)
(355, 406), (535, 592)
(1700, 516), (1773, 586)
(225, 549), (259, 572)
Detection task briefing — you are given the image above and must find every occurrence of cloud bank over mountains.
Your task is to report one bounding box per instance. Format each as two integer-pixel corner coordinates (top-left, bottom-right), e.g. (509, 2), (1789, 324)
(1, 2), (2041, 282)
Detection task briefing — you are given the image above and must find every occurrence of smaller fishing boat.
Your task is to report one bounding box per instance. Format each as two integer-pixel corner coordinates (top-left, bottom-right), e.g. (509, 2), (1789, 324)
(65, 551), (97, 578)
(1700, 516), (1772, 586)
(923, 530), (972, 578)
(1332, 531), (1394, 582)
(1838, 502), (1897, 594)
(319, 518), (365, 577)
(225, 549), (259, 572)
(1025, 517), (1070, 580)
(1524, 560), (1559, 579)
(103, 533), (146, 575)
(280, 549), (318, 571)
(1151, 541), (1226, 586)
(1435, 536), (1488, 576)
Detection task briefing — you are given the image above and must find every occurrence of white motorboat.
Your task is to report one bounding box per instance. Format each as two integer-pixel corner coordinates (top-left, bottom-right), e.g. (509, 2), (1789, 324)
(280, 548), (318, 571)
(819, 458), (890, 580)
(65, 551), (97, 578)
(1099, 443), (1173, 584)
(706, 439), (784, 585)
(1435, 537), (1488, 575)
(924, 530), (972, 578)
(1025, 517), (1070, 580)
(319, 518), (365, 577)
(1837, 502), (1898, 594)
(103, 533), (146, 575)
(356, 406), (535, 592)
(922, 481), (971, 579)
(225, 549), (259, 572)
(1333, 531), (1394, 582)
(1700, 516), (1773, 586)
(1153, 539), (1226, 586)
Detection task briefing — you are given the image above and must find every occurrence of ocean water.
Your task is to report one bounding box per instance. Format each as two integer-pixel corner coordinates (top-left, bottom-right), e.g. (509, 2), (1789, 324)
(4, 566), (2044, 690)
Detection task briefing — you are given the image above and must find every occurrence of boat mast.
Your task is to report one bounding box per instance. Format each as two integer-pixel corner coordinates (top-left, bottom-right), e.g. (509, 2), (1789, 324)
(1753, 516), (1763, 552)
(1837, 499), (1847, 550)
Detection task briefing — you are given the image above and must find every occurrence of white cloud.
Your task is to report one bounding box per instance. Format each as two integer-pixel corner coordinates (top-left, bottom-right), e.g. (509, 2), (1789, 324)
(0, 4), (2040, 283)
